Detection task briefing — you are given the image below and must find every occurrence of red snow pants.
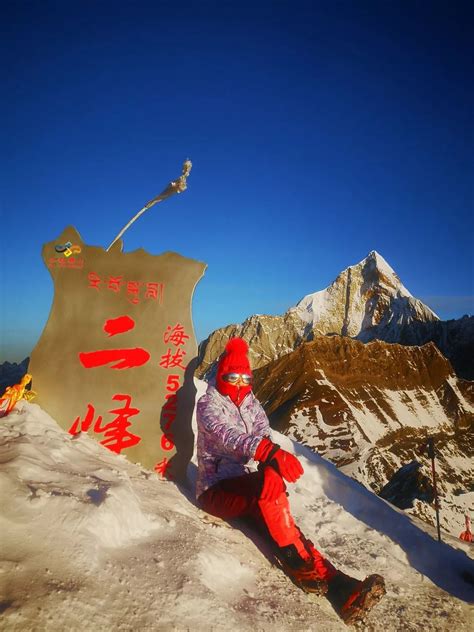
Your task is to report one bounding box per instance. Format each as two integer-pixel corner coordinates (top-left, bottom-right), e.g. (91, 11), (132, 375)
(198, 469), (336, 580)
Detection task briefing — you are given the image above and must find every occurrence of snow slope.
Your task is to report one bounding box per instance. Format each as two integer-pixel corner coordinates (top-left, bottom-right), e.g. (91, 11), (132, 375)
(1, 382), (473, 631)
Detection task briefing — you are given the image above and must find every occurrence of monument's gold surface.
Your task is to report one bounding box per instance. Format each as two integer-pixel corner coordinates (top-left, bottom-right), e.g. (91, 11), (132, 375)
(30, 226), (206, 481)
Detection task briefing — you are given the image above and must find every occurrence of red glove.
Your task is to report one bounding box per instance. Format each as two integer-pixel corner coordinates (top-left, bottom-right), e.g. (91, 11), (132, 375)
(260, 465), (285, 502)
(255, 437), (304, 484)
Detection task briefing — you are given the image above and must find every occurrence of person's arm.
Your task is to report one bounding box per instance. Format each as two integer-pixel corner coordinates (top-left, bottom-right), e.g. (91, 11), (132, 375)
(197, 397), (261, 459)
(254, 437), (304, 483)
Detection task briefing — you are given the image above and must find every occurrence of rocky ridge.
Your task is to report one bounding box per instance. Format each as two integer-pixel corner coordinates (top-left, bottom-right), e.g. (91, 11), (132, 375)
(252, 336), (474, 537)
(360, 315), (474, 380)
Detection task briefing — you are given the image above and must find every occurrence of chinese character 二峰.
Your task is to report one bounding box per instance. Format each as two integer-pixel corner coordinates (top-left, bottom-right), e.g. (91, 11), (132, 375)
(98, 394), (141, 453)
(79, 315), (150, 369)
(69, 394), (142, 455)
(69, 403), (101, 436)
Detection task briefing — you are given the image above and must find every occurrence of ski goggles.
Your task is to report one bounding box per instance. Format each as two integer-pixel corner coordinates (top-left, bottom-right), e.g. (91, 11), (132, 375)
(221, 372), (253, 385)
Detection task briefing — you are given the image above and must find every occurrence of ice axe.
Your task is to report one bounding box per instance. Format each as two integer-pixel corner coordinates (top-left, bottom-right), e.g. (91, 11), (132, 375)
(419, 437), (442, 542)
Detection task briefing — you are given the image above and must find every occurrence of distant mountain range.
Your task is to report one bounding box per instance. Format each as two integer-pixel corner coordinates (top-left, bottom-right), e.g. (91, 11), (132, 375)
(0, 358), (29, 395)
(251, 335), (473, 537)
(196, 251), (474, 380)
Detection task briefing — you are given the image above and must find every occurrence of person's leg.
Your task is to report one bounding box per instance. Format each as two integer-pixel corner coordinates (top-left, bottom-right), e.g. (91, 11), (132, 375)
(259, 492), (337, 581)
(198, 471), (263, 520)
(199, 470), (336, 588)
(257, 492), (310, 558)
(200, 470), (384, 614)
(256, 477), (385, 618)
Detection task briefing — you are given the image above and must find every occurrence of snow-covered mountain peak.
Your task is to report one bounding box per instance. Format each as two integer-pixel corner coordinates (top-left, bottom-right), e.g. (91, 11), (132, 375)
(290, 251), (439, 336)
(366, 249), (391, 267)
(354, 250), (411, 297)
(195, 251), (467, 383)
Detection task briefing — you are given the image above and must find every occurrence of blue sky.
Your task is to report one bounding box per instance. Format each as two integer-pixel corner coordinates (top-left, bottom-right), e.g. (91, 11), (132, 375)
(1, 0), (473, 362)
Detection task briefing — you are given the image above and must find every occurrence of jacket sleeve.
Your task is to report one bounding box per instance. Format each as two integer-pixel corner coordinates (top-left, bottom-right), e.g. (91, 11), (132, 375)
(251, 396), (272, 444)
(197, 396), (261, 459)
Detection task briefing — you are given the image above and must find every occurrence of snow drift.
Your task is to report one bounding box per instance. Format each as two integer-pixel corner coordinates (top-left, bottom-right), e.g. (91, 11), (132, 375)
(1, 381), (473, 630)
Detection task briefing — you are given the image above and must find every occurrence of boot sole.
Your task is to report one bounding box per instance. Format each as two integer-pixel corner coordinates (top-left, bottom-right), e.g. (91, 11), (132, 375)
(340, 574), (386, 626)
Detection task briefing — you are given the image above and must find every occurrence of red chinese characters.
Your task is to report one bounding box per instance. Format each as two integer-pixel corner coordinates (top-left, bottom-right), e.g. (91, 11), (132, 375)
(157, 324), (189, 455)
(74, 319), (191, 473)
(154, 457), (172, 479)
(80, 348), (150, 369)
(103, 315), (134, 337)
(160, 374), (180, 452)
(159, 323), (188, 370)
(86, 272), (164, 305)
(108, 276), (123, 293)
(158, 347), (186, 370)
(48, 257), (84, 270)
(69, 394), (141, 454)
(164, 323), (189, 346)
(88, 272), (101, 290)
(126, 281), (141, 304)
(79, 316), (150, 369)
(145, 283), (163, 301)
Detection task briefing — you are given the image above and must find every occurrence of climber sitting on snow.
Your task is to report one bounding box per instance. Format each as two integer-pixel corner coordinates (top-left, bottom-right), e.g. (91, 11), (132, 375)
(196, 337), (385, 626)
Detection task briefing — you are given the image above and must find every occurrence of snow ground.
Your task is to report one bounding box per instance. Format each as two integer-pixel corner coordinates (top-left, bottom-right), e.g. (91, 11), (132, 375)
(1, 381), (473, 631)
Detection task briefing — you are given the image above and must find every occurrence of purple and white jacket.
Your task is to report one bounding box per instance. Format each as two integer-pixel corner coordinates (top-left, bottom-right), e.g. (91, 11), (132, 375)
(195, 384), (272, 499)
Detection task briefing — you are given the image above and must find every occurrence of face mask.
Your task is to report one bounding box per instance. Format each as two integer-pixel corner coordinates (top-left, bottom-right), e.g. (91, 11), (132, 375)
(216, 374), (252, 406)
